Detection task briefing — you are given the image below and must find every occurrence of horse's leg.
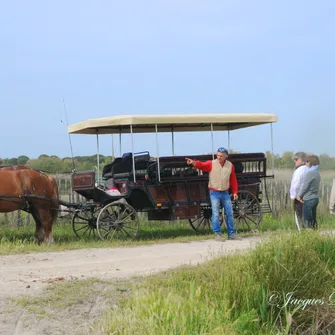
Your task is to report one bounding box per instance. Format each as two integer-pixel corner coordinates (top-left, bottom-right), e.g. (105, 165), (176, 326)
(30, 208), (45, 244)
(37, 208), (54, 245)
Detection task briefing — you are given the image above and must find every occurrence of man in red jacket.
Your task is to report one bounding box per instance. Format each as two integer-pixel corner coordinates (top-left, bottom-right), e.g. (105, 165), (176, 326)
(186, 147), (241, 242)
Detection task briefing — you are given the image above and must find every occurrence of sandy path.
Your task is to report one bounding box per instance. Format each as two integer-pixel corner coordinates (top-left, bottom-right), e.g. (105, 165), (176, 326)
(0, 236), (262, 298)
(0, 236), (263, 334)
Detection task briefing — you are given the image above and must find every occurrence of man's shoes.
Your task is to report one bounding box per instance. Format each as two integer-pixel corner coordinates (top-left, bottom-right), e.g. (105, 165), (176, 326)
(214, 233), (226, 242)
(228, 235), (242, 240)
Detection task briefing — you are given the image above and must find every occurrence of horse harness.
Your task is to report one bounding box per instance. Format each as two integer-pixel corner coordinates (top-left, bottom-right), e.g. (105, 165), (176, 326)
(0, 168), (50, 212)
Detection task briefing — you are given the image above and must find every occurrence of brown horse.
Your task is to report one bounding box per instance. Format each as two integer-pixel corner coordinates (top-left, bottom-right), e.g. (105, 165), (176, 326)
(0, 166), (59, 244)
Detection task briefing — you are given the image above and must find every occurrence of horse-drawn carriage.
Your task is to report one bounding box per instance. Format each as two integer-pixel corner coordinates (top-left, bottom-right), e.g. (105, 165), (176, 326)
(64, 113), (278, 240)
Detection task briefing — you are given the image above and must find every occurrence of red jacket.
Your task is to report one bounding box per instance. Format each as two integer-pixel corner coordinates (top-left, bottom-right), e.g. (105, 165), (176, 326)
(194, 160), (238, 194)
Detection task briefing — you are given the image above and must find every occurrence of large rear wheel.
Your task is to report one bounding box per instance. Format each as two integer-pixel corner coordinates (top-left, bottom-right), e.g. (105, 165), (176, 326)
(96, 201), (139, 241)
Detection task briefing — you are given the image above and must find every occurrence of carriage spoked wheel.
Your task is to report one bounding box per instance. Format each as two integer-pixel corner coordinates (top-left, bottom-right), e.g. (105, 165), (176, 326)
(96, 201), (139, 241)
(72, 207), (100, 238)
(232, 190), (261, 233)
(188, 206), (224, 234)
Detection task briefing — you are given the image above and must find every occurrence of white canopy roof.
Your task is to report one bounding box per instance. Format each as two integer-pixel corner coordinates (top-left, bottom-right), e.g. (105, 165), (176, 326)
(68, 113), (278, 135)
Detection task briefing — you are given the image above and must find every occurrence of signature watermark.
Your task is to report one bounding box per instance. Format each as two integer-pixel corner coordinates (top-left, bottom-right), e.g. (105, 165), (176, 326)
(268, 291), (335, 310)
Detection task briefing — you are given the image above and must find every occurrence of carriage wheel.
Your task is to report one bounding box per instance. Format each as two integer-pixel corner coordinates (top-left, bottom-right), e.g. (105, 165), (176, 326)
(96, 201), (139, 241)
(232, 190), (261, 232)
(72, 207), (99, 238)
(188, 206), (224, 233)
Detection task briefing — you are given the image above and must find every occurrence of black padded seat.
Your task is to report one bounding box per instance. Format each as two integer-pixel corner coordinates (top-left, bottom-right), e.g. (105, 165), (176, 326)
(112, 153), (132, 175)
(102, 157), (122, 179)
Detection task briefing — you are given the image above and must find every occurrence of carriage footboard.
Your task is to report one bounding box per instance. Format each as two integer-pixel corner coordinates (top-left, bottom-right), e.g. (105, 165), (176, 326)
(59, 199), (84, 210)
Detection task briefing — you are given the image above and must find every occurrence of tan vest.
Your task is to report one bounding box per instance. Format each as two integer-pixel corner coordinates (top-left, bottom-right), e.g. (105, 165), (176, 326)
(208, 159), (232, 191)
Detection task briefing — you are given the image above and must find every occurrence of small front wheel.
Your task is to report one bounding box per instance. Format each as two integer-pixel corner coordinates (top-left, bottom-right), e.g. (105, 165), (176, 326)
(72, 207), (99, 238)
(188, 206), (224, 233)
(96, 201), (139, 241)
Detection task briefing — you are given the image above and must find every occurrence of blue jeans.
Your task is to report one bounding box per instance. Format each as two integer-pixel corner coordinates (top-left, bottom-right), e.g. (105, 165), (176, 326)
(210, 190), (235, 236)
(302, 198), (319, 229)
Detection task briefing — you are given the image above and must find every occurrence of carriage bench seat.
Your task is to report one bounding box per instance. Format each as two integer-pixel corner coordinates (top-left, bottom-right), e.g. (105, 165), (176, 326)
(103, 151), (152, 180)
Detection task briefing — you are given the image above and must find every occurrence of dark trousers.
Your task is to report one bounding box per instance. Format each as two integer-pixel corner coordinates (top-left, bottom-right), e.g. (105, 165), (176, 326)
(302, 198), (319, 229)
(293, 199), (303, 230)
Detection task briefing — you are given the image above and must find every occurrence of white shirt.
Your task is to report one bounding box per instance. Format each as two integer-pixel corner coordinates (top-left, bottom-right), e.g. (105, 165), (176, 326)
(289, 164), (309, 200)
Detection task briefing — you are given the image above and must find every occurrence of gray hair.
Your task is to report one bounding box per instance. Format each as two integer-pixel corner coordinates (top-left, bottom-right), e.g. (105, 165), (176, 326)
(293, 152), (307, 162)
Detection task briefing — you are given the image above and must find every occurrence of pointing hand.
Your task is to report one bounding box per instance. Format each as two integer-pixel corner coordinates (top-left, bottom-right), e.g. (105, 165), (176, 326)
(185, 157), (194, 166)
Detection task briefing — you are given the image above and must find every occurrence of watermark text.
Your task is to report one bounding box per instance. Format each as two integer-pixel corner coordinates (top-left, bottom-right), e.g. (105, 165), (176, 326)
(268, 291), (335, 310)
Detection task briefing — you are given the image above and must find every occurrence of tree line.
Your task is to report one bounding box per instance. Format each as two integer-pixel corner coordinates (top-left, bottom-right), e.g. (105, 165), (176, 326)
(1, 151), (335, 174)
(0, 155), (113, 174)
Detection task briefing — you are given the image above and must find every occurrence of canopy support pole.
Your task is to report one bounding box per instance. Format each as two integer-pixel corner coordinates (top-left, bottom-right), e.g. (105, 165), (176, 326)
(270, 123), (275, 176)
(211, 124), (214, 160)
(269, 122), (275, 216)
(155, 124), (161, 183)
(119, 133), (122, 156)
(112, 134), (115, 161)
(96, 133), (100, 184)
(130, 125), (136, 183)
(172, 127), (175, 156)
(228, 127), (231, 150)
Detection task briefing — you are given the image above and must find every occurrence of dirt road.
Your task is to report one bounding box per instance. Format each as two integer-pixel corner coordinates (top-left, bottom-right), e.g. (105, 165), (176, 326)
(0, 236), (262, 335)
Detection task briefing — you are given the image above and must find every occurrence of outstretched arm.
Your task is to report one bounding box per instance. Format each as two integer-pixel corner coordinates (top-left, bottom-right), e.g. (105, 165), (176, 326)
(185, 158), (212, 172)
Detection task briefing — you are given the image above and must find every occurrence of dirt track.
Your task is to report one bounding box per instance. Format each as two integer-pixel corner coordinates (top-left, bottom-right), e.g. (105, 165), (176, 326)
(0, 236), (262, 335)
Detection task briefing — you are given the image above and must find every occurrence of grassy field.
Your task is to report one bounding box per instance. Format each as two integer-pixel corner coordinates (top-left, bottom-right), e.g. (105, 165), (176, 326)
(274, 169), (334, 182)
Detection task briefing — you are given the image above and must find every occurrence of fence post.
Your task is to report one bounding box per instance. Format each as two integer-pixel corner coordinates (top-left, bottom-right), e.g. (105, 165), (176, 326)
(17, 210), (22, 227)
(26, 213), (31, 225)
(10, 212), (15, 226)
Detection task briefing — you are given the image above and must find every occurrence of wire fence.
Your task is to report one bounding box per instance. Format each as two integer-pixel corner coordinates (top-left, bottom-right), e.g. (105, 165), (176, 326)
(0, 174), (333, 226)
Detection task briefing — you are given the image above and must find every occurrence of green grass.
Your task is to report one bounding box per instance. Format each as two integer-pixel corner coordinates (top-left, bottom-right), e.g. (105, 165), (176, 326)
(0, 218), (218, 255)
(259, 212), (335, 231)
(98, 231), (335, 335)
(0, 212), (334, 255)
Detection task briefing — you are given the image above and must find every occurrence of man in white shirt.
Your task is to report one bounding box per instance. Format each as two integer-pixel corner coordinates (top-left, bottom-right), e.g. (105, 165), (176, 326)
(289, 152), (309, 230)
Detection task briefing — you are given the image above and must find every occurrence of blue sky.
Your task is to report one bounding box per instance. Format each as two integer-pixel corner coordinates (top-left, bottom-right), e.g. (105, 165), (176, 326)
(1, 0), (334, 159)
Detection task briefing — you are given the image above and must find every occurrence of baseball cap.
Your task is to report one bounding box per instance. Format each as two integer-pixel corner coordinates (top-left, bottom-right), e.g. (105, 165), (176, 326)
(217, 147), (228, 154)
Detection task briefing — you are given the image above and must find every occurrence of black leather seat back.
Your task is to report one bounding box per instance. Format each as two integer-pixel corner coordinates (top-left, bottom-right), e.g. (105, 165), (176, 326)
(103, 158), (122, 179)
(112, 153), (132, 174)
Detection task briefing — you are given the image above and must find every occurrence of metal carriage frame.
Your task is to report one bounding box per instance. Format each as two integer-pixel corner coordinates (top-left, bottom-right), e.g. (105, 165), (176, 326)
(64, 113), (278, 240)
